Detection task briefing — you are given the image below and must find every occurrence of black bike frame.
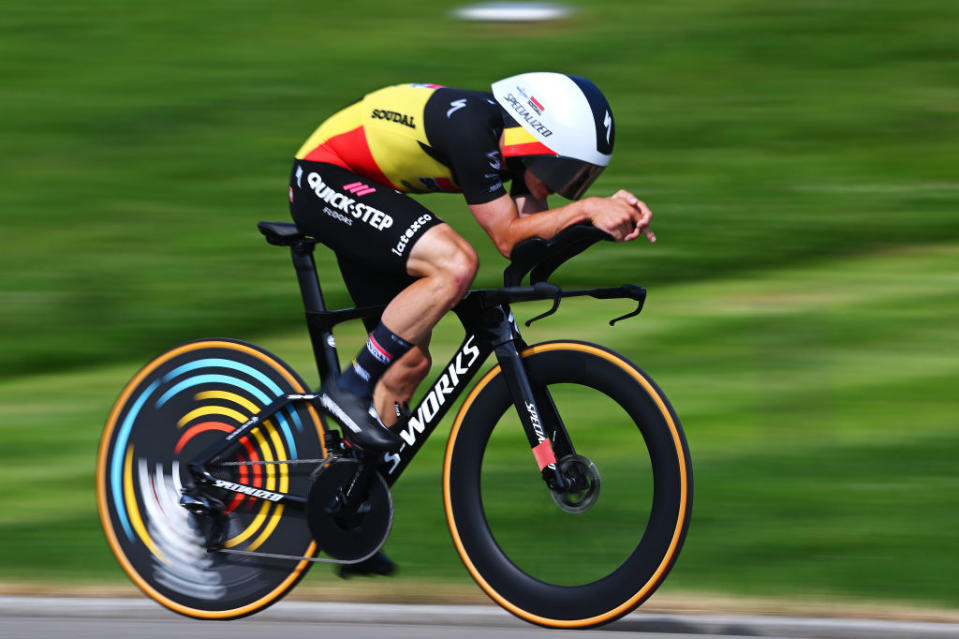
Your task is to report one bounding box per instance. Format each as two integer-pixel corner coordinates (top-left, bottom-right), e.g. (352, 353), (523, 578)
(294, 236), (562, 486)
(189, 223), (646, 504)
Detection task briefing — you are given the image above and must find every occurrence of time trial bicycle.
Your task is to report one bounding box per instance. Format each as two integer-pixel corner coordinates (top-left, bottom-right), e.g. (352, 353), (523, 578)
(97, 221), (692, 629)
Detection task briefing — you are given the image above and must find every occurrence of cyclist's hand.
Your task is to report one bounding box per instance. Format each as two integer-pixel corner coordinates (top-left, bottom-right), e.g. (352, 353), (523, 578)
(583, 191), (656, 243)
(611, 190), (655, 243)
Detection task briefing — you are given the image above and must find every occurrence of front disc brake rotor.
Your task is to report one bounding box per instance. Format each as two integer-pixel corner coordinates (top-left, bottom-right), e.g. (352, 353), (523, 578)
(306, 457), (392, 562)
(550, 454), (601, 514)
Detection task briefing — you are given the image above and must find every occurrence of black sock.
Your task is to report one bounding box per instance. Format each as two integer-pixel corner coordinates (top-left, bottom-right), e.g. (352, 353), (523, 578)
(336, 322), (413, 398)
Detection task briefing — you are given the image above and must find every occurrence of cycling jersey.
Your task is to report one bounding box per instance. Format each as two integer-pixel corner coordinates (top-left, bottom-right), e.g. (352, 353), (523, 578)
(290, 83), (533, 328)
(295, 84), (528, 204)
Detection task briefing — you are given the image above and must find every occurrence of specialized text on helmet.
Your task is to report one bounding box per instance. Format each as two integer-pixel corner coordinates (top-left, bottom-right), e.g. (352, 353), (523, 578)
(503, 93), (553, 138)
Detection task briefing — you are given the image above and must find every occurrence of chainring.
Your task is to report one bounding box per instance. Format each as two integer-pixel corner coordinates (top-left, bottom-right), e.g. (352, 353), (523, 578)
(306, 457), (392, 562)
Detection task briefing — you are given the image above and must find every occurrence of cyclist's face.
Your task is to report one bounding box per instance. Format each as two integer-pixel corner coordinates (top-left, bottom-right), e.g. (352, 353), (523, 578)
(524, 169), (553, 201)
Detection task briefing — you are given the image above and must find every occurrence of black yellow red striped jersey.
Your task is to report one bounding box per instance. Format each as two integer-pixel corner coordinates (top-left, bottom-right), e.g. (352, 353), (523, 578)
(295, 83), (532, 205)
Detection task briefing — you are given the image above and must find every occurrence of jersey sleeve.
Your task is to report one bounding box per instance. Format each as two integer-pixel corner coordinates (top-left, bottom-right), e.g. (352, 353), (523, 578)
(424, 90), (519, 205)
(449, 136), (509, 204)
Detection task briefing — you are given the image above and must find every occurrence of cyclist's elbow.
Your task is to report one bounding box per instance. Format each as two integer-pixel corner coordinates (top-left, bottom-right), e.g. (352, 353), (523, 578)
(491, 228), (518, 258)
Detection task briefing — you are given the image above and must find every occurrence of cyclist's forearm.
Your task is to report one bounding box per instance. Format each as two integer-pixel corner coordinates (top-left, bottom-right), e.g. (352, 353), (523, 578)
(498, 199), (590, 254)
(470, 194), (592, 258)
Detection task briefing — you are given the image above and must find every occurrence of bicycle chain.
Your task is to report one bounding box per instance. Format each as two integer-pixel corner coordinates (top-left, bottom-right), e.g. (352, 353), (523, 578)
(216, 546), (380, 565)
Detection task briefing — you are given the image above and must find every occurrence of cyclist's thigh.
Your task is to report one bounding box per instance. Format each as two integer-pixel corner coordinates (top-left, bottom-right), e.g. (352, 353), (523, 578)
(336, 254), (413, 331)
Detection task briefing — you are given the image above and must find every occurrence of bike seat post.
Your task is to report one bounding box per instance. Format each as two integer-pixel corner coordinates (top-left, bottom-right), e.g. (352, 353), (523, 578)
(290, 240), (340, 383)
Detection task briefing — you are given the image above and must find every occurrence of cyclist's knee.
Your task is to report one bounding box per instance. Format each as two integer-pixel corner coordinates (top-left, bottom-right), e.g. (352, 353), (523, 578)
(409, 225), (478, 301)
(445, 243), (478, 301)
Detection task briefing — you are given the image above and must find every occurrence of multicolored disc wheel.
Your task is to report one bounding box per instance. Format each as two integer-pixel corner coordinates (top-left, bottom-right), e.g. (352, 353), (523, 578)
(97, 339), (327, 619)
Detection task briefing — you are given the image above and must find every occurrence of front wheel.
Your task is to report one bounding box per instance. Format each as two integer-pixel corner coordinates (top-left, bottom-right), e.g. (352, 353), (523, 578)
(443, 341), (692, 628)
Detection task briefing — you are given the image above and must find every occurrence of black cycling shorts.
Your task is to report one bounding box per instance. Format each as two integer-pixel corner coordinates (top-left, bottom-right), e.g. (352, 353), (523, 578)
(289, 160), (444, 326)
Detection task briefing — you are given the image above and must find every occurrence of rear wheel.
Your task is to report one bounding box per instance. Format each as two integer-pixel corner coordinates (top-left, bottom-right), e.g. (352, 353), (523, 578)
(97, 339), (327, 619)
(444, 341), (692, 628)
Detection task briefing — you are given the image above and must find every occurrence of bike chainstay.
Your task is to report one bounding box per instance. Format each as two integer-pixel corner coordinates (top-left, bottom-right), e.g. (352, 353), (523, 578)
(209, 455), (387, 565)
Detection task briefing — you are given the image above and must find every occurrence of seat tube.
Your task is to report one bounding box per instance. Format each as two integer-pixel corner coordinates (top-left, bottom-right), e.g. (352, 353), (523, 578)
(290, 241), (340, 382)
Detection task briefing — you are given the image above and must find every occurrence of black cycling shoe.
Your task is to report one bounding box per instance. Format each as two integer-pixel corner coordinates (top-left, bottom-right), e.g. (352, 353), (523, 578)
(337, 551), (397, 579)
(318, 382), (403, 452)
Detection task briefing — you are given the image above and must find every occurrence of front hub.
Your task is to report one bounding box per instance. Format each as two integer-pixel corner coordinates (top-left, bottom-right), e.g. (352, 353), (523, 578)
(549, 454), (601, 514)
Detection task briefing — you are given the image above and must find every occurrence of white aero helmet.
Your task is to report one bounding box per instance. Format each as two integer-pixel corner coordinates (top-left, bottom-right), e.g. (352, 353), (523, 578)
(492, 71), (614, 200)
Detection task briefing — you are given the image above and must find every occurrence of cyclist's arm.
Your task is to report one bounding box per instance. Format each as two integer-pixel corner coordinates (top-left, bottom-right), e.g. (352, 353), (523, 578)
(469, 191), (655, 258)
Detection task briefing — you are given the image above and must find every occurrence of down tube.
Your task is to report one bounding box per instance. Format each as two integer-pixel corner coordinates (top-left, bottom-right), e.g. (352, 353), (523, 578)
(378, 333), (492, 485)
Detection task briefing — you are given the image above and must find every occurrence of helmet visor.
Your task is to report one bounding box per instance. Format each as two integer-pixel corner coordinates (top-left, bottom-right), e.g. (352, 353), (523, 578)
(525, 156), (605, 200)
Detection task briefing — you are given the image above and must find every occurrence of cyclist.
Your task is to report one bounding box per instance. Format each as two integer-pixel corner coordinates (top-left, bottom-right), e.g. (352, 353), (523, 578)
(290, 71), (654, 477)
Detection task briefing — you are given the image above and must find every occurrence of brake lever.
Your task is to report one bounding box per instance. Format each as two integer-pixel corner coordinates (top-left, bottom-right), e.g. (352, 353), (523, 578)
(519, 282), (645, 327)
(524, 291), (562, 327)
(608, 284), (647, 326)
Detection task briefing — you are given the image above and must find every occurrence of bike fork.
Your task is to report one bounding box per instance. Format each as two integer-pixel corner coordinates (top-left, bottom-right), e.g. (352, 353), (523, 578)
(493, 341), (576, 491)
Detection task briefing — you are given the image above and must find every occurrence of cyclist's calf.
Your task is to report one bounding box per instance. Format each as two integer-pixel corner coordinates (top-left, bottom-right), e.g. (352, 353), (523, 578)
(375, 346), (432, 426)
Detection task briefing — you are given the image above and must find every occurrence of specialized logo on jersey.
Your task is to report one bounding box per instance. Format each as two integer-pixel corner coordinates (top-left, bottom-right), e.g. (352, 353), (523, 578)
(502, 91), (553, 137)
(391, 213), (433, 257)
(371, 109), (416, 129)
(486, 150), (502, 171)
(307, 173), (394, 231)
(446, 98), (467, 118)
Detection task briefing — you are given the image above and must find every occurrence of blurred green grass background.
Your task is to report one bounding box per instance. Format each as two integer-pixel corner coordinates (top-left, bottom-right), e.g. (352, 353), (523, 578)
(2, 0), (958, 610)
